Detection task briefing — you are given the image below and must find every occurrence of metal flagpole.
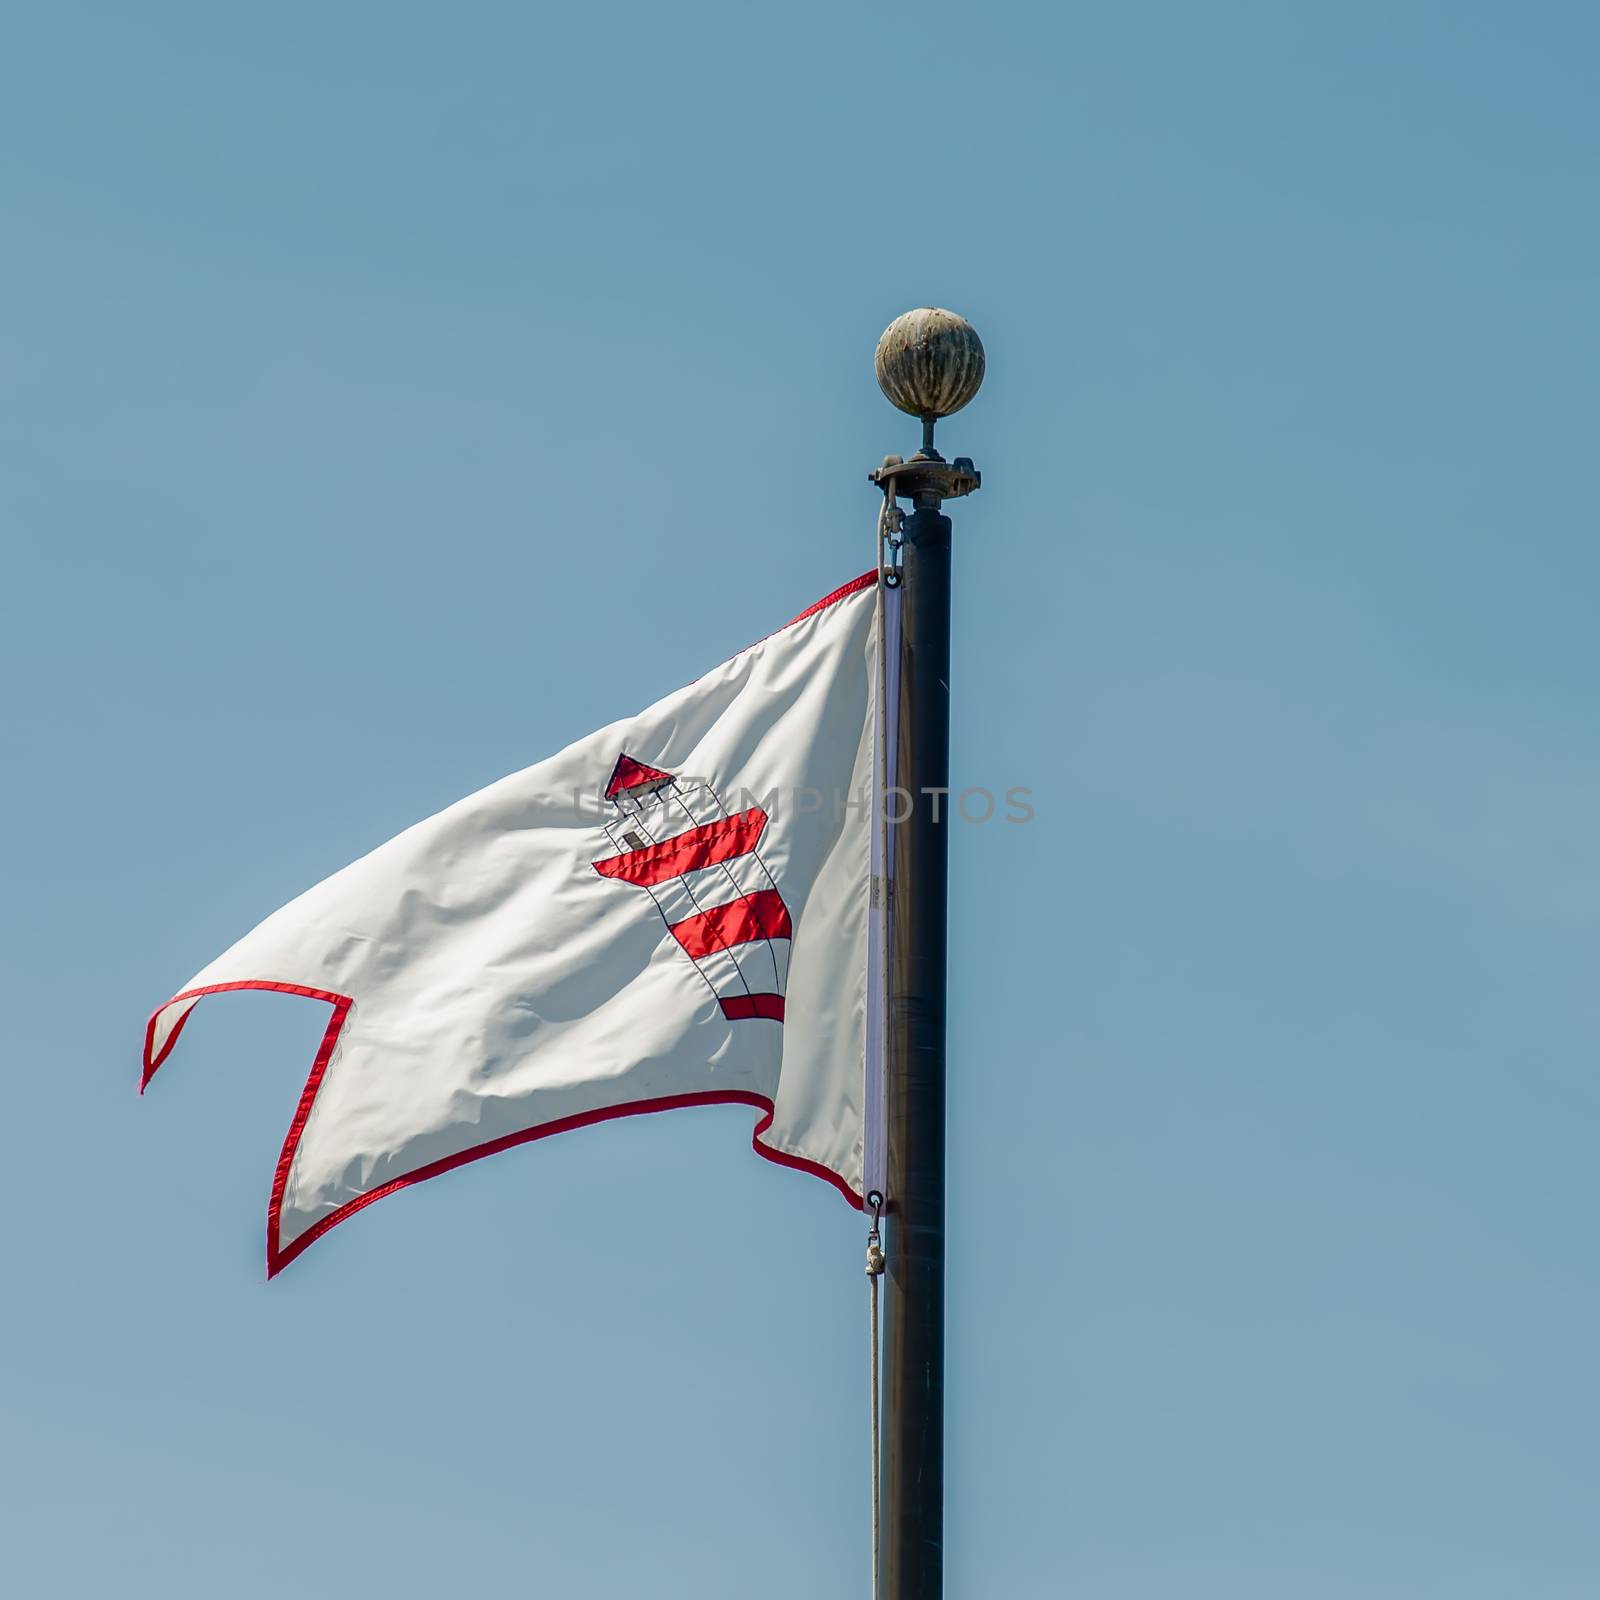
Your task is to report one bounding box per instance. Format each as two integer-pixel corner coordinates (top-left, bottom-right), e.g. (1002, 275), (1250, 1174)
(869, 308), (984, 1600)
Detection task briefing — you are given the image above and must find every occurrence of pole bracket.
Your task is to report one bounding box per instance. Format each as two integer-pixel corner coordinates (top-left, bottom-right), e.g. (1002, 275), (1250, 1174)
(869, 452), (981, 507)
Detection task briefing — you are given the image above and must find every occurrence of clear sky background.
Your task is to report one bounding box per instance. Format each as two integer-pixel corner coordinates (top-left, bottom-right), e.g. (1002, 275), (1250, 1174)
(2, 3), (1596, 1595)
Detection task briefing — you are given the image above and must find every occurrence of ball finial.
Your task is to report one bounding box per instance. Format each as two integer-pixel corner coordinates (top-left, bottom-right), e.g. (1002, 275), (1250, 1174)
(874, 307), (985, 421)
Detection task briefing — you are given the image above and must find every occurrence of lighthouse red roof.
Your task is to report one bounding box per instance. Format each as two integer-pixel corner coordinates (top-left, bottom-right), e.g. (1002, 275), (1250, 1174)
(604, 753), (674, 800)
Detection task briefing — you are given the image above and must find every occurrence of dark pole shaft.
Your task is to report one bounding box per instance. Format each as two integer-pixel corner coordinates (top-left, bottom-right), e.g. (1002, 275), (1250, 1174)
(882, 495), (952, 1600)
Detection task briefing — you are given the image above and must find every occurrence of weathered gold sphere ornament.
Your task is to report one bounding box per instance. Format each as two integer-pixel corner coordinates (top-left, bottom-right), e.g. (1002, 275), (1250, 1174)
(874, 308), (986, 422)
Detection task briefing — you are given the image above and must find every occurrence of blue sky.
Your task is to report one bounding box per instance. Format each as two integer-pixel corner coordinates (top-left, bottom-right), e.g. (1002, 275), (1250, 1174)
(2, 3), (1597, 1595)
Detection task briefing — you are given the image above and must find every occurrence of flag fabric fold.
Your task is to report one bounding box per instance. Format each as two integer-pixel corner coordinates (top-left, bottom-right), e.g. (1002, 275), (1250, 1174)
(144, 572), (879, 1275)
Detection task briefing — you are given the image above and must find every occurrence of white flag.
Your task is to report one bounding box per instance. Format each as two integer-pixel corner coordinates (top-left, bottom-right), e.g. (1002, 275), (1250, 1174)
(144, 572), (879, 1274)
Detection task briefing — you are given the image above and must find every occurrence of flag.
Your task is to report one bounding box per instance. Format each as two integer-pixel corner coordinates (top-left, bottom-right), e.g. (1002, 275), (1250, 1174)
(144, 572), (881, 1275)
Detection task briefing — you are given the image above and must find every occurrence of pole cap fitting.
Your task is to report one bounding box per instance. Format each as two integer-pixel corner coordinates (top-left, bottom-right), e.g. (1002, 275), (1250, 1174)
(874, 308), (986, 421)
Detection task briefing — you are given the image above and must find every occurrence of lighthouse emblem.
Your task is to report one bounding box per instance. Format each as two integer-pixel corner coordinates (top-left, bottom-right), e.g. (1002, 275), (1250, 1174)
(591, 754), (791, 1023)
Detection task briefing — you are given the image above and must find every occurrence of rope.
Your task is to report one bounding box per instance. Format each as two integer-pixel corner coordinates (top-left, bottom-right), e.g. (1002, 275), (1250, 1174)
(866, 1189), (886, 1598)
(869, 487), (897, 1598)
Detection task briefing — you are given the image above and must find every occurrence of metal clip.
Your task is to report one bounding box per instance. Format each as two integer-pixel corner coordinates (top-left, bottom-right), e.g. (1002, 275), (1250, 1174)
(865, 1189), (886, 1277)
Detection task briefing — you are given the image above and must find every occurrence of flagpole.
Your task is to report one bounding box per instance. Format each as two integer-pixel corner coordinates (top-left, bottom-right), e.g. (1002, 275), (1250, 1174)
(870, 309), (984, 1600)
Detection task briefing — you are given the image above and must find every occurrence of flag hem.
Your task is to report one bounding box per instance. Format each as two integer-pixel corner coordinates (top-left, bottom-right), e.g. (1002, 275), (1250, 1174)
(143, 978), (865, 1277)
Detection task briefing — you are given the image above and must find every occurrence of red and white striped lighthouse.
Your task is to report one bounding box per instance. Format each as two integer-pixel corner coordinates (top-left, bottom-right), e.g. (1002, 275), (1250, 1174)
(592, 753), (791, 1022)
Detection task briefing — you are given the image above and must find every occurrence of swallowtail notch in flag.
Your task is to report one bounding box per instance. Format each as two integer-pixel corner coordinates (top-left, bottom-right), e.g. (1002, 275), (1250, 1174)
(143, 572), (888, 1275)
